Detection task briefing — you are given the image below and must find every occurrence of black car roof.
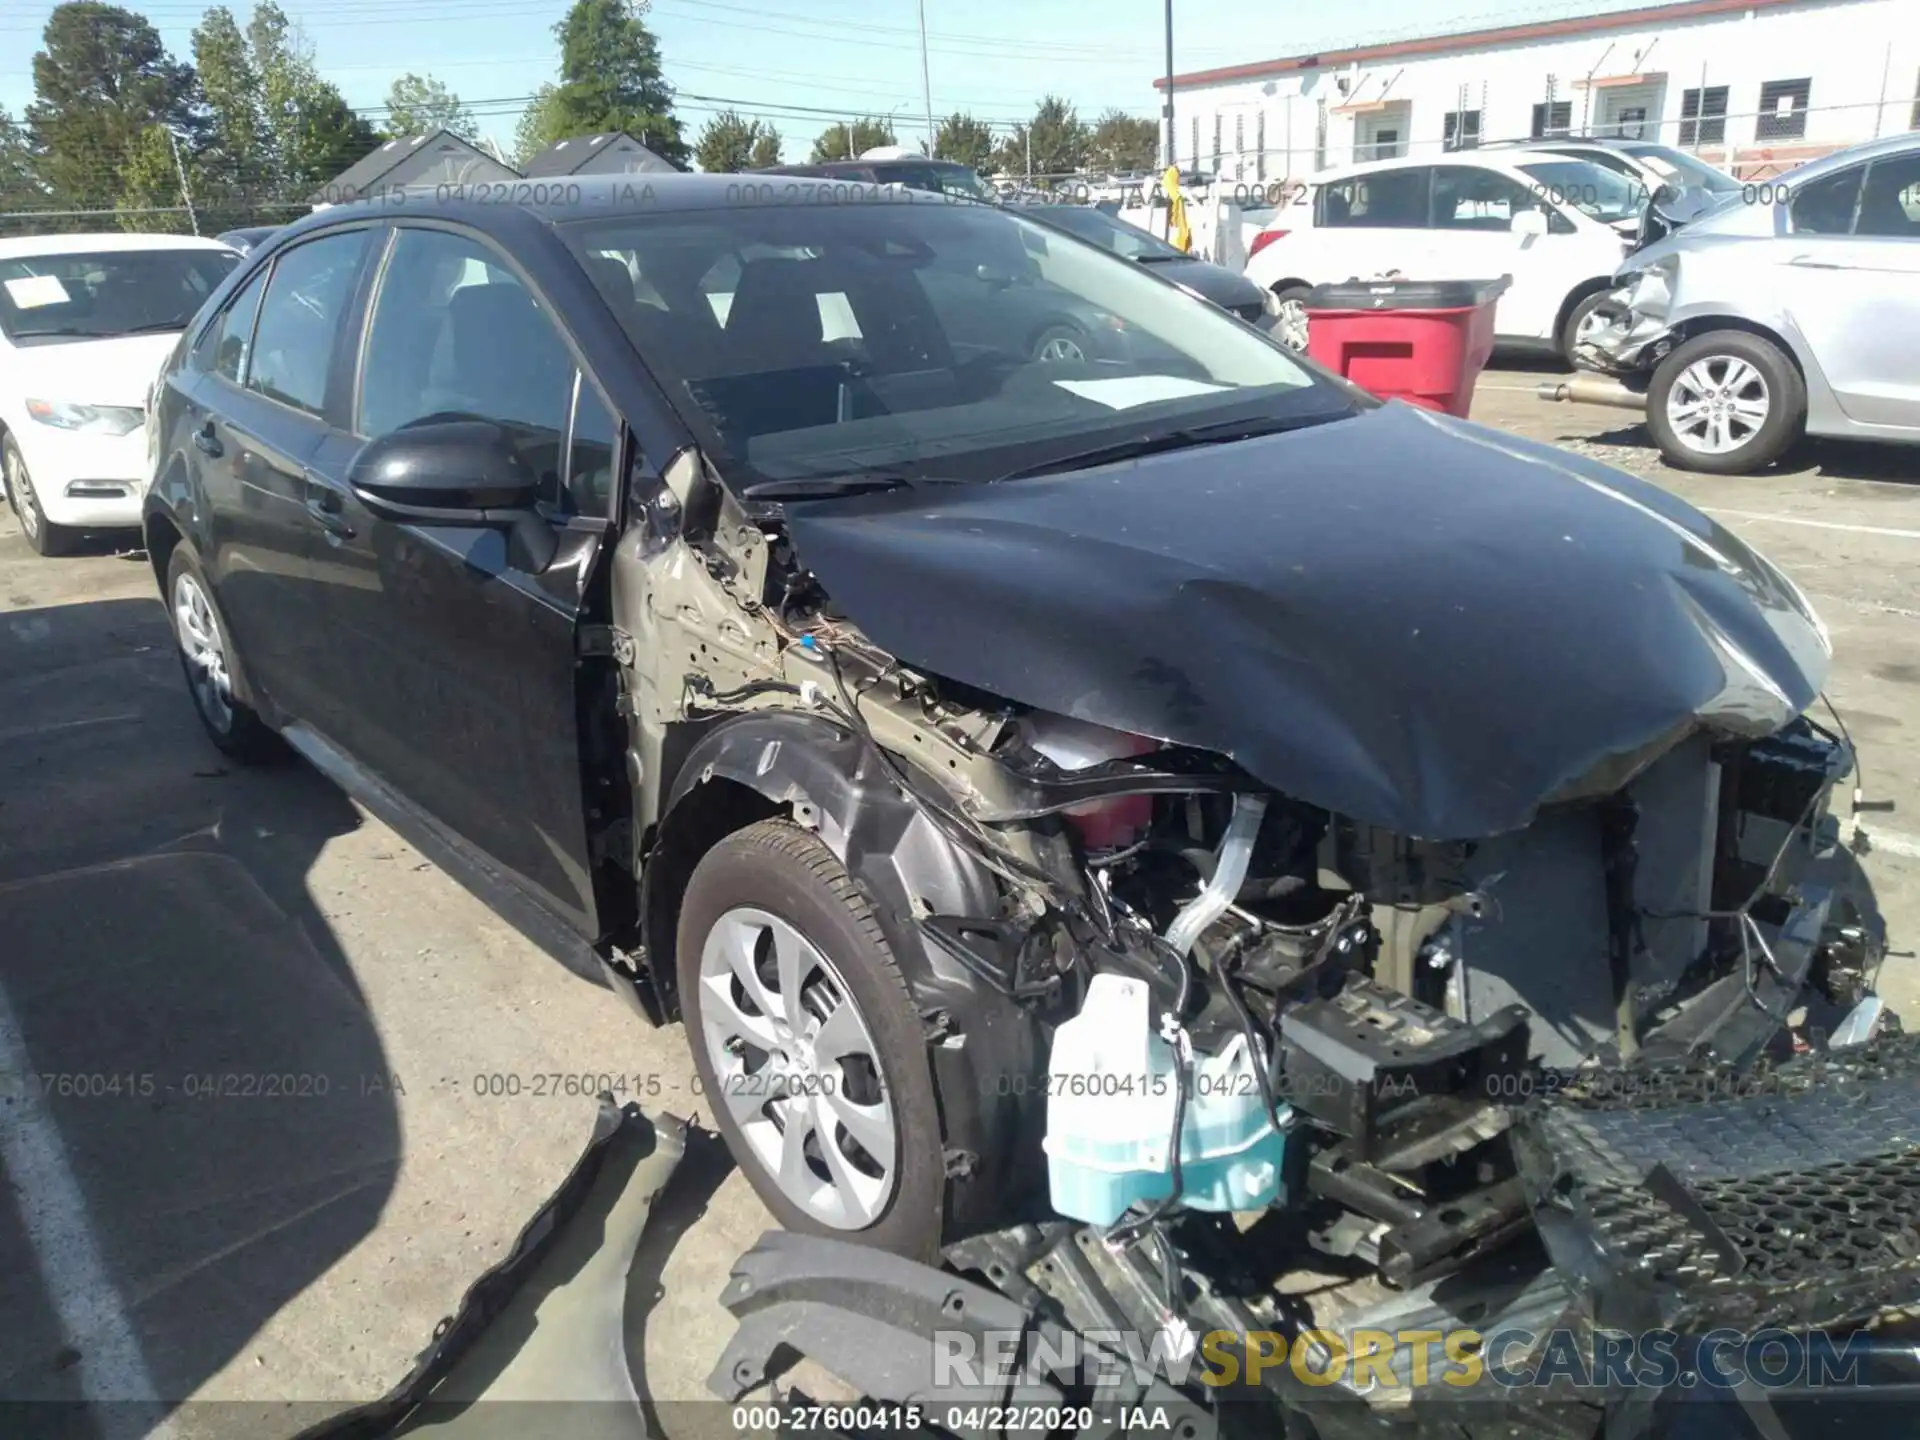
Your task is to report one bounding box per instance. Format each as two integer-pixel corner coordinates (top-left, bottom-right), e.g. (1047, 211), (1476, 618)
(282, 172), (971, 242)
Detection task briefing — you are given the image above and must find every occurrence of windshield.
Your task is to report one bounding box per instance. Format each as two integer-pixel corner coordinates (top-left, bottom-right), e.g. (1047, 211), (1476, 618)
(570, 196), (1339, 487)
(1620, 143), (1741, 193)
(0, 247), (239, 342)
(1516, 160), (1645, 223)
(1029, 205), (1188, 261)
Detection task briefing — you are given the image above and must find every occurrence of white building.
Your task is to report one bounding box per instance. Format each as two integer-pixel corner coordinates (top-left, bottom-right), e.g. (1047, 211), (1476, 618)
(1156, 0), (1920, 183)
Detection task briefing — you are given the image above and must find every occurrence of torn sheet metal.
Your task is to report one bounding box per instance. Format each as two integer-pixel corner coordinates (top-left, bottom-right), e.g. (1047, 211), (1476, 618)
(784, 402), (1831, 840)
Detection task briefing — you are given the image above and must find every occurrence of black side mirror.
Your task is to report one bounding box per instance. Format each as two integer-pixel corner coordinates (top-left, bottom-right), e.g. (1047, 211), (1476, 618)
(974, 263), (1015, 288)
(347, 419), (557, 571)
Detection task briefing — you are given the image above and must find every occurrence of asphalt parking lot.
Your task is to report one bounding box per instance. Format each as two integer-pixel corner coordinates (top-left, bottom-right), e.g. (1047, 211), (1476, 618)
(1, 360), (1917, 1438)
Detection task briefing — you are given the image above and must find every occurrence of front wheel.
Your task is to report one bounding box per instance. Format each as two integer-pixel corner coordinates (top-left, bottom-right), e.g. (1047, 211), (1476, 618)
(1558, 289), (1621, 365)
(1646, 331), (1805, 475)
(3, 435), (76, 557)
(1032, 324), (1090, 364)
(1269, 285), (1312, 352)
(676, 819), (947, 1260)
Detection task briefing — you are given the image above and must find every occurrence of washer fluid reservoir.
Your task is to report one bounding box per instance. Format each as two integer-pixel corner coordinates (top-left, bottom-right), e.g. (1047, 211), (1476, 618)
(1042, 972), (1289, 1226)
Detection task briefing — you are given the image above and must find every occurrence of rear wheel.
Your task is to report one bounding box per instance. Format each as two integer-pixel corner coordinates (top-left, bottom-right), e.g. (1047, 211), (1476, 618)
(1269, 285), (1312, 352)
(3, 435), (76, 557)
(677, 819), (946, 1260)
(1646, 330), (1805, 475)
(1032, 324), (1089, 364)
(166, 546), (283, 762)
(1558, 289), (1620, 365)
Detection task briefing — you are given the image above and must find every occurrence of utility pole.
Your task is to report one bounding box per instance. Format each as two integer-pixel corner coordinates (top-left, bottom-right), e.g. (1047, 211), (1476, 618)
(166, 128), (199, 235)
(1163, 0), (1175, 171)
(919, 0), (936, 156)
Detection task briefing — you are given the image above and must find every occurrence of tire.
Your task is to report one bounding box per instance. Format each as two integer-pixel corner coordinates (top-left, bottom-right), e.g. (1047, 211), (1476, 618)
(165, 545), (283, 762)
(1558, 289), (1620, 366)
(677, 818), (946, 1261)
(1646, 330), (1805, 475)
(3, 434), (76, 557)
(1269, 285), (1313, 352)
(1031, 324), (1090, 364)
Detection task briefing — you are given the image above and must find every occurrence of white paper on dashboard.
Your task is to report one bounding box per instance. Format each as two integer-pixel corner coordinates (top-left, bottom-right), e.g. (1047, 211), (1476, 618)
(1053, 376), (1231, 410)
(3, 275), (71, 308)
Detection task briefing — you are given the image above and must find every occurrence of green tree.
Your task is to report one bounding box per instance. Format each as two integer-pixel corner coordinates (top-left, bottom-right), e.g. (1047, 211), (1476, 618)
(25, 2), (201, 213)
(1002, 95), (1088, 179)
(694, 109), (768, 173)
(747, 125), (781, 169)
(514, 84), (564, 166)
(385, 72), (477, 141)
(0, 108), (40, 220)
(1087, 109), (1157, 174)
(544, 0), (687, 169)
(809, 117), (894, 164)
(116, 122), (200, 232)
(933, 112), (994, 172)
(248, 2), (379, 189)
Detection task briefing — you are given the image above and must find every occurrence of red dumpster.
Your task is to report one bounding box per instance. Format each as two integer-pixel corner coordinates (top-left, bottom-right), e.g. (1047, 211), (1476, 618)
(1301, 276), (1510, 418)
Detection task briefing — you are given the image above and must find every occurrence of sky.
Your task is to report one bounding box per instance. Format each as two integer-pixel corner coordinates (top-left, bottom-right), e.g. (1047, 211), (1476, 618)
(0, 0), (1657, 160)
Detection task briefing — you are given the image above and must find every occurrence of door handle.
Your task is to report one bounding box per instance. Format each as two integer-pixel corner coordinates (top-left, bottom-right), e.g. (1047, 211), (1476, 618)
(1788, 254), (1844, 269)
(304, 475), (355, 539)
(192, 423), (223, 458)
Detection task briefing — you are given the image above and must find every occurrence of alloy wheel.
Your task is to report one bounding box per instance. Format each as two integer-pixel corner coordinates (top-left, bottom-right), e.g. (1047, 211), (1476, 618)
(173, 571), (234, 734)
(1274, 298), (1310, 352)
(1665, 355), (1771, 456)
(697, 906), (896, 1229)
(1036, 333), (1087, 364)
(5, 444), (40, 540)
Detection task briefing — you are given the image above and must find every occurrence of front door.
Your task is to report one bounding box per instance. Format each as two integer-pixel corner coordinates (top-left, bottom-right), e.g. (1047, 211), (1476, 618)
(1426, 164), (1579, 340)
(306, 224), (621, 938)
(1778, 150), (1920, 431)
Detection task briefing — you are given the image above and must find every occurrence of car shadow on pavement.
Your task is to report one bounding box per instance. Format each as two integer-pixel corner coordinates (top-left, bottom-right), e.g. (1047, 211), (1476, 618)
(0, 596), (399, 1434)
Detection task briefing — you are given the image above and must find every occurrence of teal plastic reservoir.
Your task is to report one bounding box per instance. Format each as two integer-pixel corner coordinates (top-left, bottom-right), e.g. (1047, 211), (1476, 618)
(1042, 972), (1289, 1226)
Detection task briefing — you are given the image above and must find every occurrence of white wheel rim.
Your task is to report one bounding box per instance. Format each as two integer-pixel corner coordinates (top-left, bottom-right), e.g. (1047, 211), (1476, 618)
(1667, 356), (1771, 456)
(1037, 333), (1086, 363)
(6, 445), (39, 539)
(173, 571), (234, 733)
(1275, 298), (1309, 351)
(697, 906), (897, 1229)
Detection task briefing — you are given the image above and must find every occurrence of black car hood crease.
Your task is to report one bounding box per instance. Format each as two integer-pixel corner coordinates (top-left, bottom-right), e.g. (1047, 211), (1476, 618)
(782, 403), (1831, 840)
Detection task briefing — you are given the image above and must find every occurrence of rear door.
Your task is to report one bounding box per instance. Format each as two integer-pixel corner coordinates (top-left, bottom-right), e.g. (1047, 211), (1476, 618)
(305, 223), (622, 939)
(178, 226), (376, 725)
(1779, 150), (1920, 430)
(1311, 166), (1434, 282)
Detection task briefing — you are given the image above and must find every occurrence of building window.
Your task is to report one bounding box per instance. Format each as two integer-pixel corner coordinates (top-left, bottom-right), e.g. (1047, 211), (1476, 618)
(1190, 115), (1199, 169)
(1680, 86), (1729, 146)
(1756, 78), (1811, 141)
(1444, 109), (1481, 150)
(1531, 101), (1572, 139)
(1211, 115), (1222, 169)
(1909, 70), (1919, 131)
(1255, 111), (1267, 180)
(1234, 112), (1245, 158)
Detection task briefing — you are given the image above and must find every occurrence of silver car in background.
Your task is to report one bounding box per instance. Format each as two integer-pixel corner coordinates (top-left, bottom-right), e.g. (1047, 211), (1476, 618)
(1553, 133), (1920, 474)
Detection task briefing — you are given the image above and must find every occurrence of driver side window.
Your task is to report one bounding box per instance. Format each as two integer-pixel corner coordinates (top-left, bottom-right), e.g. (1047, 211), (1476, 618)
(358, 228), (604, 515)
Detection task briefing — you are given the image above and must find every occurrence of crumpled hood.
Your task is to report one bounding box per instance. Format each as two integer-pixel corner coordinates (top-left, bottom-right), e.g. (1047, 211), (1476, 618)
(783, 402), (1831, 839)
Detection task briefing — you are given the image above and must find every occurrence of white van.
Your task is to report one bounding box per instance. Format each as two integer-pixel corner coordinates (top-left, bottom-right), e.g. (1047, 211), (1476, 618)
(1243, 152), (1641, 360)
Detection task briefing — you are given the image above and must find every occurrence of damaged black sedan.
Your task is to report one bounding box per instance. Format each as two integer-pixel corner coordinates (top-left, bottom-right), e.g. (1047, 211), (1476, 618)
(144, 176), (1913, 1437)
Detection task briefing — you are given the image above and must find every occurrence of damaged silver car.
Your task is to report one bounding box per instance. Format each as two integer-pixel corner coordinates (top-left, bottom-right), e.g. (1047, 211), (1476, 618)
(147, 176), (1916, 1439)
(1545, 133), (1920, 474)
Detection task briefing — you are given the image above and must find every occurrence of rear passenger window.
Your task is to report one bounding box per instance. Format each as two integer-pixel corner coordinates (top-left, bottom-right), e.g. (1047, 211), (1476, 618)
(1319, 169), (1430, 228)
(195, 268), (266, 383)
(1790, 166), (1864, 235)
(1854, 153), (1920, 238)
(248, 230), (370, 415)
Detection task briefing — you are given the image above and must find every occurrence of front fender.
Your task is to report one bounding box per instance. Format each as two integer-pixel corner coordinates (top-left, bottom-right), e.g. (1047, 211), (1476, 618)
(650, 710), (1049, 1236)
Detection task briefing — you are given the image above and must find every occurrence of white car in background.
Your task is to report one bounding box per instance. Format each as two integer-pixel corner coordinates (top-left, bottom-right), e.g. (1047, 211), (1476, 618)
(0, 233), (239, 555)
(1243, 152), (1641, 359)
